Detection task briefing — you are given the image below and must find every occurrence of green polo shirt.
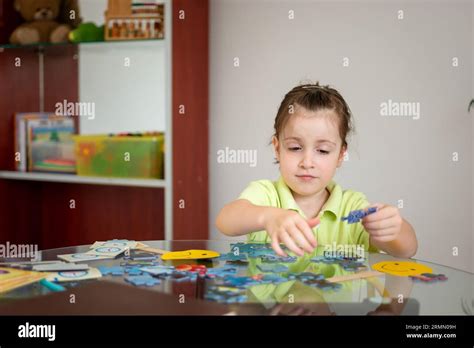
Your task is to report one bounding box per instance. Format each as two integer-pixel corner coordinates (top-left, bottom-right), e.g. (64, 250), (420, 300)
(238, 176), (378, 252)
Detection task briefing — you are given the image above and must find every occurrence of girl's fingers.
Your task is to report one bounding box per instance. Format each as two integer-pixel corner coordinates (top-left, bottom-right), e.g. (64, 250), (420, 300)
(366, 227), (398, 238)
(271, 236), (287, 257)
(280, 231), (304, 256)
(363, 218), (398, 231)
(363, 205), (395, 223)
(371, 234), (397, 243)
(307, 216), (320, 229)
(296, 219), (318, 247)
(288, 224), (315, 253)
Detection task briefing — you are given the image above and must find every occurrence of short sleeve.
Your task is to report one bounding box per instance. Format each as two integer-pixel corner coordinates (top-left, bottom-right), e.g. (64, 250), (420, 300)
(348, 192), (379, 253)
(237, 180), (277, 243)
(237, 180), (274, 207)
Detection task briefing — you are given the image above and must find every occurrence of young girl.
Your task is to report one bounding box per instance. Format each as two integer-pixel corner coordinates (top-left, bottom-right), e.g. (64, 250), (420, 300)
(216, 83), (418, 258)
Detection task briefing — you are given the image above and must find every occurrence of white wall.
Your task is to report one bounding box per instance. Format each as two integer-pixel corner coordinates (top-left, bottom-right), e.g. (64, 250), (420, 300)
(78, 0), (165, 134)
(210, 0), (473, 272)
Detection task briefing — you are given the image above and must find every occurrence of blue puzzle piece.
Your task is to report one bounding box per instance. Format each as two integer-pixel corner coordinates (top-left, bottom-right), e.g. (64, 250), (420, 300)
(170, 271), (195, 282)
(120, 261), (158, 268)
(205, 286), (248, 303)
(217, 252), (248, 262)
(288, 272), (325, 282)
(341, 207), (377, 224)
(247, 249), (276, 258)
(125, 267), (143, 275)
(310, 254), (366, 271)
(256, 264), (288, 273)
(140, 265), (175, 276)
(125, 275), (161, 286)
(261, 255), (297, 263)
(260, 274), (288, 284)
(287, 272), (340, 291)
(206, 266), (238, 278)
(340, 261), (367, 271)
(222, 276), (260, 288)
(305, 280), (342, 291)
(98, 266), (125, 276)
(230, 242), (272, 254)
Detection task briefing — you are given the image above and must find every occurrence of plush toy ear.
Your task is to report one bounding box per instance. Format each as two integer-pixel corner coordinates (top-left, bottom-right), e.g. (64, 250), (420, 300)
(13, 0), (21, 12)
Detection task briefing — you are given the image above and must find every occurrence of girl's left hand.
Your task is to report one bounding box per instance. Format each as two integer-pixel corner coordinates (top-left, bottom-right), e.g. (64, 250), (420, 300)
(361, 203), (403, 243)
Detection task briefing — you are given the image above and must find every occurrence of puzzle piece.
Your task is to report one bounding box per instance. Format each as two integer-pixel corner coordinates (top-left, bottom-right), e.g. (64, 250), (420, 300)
(287, 272), (341, 291)
(305, 279), (342, 291)
(341, 207), (377, 224)
(140, 265), (175, 277)
(169, 271), (195, 282)
(247, 249), (276, 258)
(125, 275), (161, 286)
(222, 276), (261, 288)
(340, 261), (367, 271)
(261, 255), (297, 263)
(125, 267), (143, 276)
(121, 260), (158, 266)
(260, 274), (288, 284)
(310, 254), (366, 271)
(206, 266), (238, 278)
(256, 264), (289, 273)
(288, 272), (325, 282)
(410, 273), (448, 282)
(98, 266), (125, 276)
(161, 249), (220, 260)
(175, 264), (207, 276)
(205, 286), (248, 303)
(216, 252), (248, 263)
(124, 250), (158, 261)
(230, 242), (273, 254)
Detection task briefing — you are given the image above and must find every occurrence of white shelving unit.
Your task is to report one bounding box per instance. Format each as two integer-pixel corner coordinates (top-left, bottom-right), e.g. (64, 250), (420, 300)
(0, 171), (167, 188)
(0, 0), (174, 240)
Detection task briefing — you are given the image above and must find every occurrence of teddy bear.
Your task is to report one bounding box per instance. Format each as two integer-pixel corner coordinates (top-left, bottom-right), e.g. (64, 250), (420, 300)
(10, 0), (81, 45)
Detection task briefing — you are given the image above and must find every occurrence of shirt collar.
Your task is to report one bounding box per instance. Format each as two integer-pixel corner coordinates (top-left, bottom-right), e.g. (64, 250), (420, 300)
(276, 176), (341, 219)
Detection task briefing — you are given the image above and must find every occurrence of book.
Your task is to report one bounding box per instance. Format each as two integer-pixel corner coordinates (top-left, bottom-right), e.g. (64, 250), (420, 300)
(26, 117), (76, 173)
(14, 113), (56, 171)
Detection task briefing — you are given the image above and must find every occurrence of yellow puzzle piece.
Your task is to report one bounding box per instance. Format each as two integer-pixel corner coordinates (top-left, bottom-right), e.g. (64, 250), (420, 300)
(372, 261), (432, 277)
(161, 249), (220, 260)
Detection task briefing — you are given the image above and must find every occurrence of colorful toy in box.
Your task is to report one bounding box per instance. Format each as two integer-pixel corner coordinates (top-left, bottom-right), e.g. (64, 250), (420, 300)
(73, 133), (164, 179)
(28, 117), (77, 173)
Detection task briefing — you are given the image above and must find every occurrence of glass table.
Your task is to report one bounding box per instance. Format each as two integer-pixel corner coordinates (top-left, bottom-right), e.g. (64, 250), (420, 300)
(0, 240), (472, 315)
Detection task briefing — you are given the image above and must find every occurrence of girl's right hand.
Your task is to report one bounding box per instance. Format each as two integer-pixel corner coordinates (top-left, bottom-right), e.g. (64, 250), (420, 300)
(263, 208), (320, 257)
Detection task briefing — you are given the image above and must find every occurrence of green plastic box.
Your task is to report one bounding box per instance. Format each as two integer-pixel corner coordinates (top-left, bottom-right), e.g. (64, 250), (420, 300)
(73, 133), (164, 179)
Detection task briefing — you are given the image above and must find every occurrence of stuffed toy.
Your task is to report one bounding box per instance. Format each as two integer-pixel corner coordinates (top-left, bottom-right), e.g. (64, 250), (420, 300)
(10, 0), (81, 45)
(69, 23), (104, 43)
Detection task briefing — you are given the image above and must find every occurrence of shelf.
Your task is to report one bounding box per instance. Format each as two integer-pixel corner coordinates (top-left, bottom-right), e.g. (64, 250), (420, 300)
(0, 171), (166, 188)
(0, 38), (165, 51)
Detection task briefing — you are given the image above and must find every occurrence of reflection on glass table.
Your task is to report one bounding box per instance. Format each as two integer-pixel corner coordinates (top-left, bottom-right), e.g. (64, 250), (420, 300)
(0, 241), (472, 316)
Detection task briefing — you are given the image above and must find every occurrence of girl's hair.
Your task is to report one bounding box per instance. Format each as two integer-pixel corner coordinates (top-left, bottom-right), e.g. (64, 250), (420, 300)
(273, 82), (354, 149)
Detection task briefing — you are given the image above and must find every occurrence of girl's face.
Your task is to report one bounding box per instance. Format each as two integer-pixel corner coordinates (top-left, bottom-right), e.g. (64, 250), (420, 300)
(272, 107), (345, 199)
